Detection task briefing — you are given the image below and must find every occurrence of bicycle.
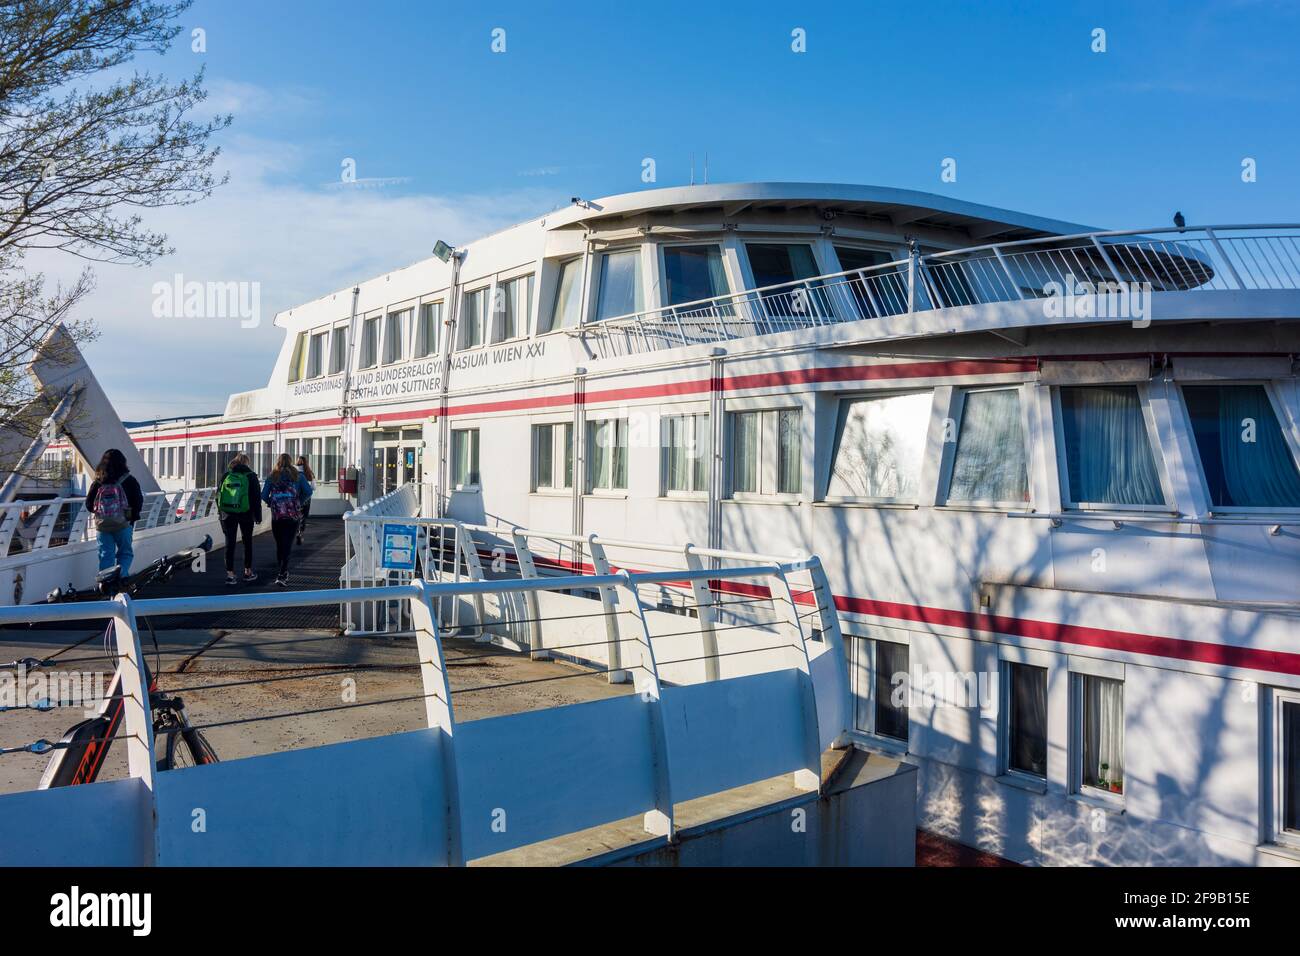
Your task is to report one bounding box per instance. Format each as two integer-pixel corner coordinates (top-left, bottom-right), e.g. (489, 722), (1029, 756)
(20, 537), (220, 787)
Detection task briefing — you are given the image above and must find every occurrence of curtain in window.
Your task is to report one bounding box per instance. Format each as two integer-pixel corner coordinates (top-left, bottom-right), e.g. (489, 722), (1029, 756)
(588, 422), (610, 489)
(562, 423), (574, 488)
(1083, 676), (1124, 792)
(1185, 385), (1300, 508)
(1009, 663), (1047, 777)
(452, 431), (478, 485)
(778, 409), (801, 494)
(546, 259), (582, 332)
(733, 412), (759, 493)
(666, 416), (689, 491)
(416, 303), (440, 357)
(1059, 386), (1164, 505)
(460, 292), (485, 348)
(948, 389), (1029, 502)
(664, 245), (729, 305)
(535, 425), (554, 488)
(596, 251), (643, 320)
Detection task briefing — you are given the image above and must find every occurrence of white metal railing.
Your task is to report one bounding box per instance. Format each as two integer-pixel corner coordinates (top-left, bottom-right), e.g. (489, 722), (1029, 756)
(0, 563), (849, 865)
(572, 224), (1300, 358)
(0, 488), (219, 559)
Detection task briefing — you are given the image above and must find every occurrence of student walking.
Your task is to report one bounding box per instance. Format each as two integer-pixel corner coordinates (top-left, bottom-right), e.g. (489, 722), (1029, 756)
(295, 455), (315, 545)
(262, 453), (313, 586)
(217, 452), (262, 585)
(85, 448), (144, 577)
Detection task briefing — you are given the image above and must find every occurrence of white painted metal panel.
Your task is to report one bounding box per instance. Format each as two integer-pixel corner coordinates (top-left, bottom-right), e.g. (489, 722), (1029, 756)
(0, 777), (152, 866)
(661, 669), (808, 803)
(155, 729), (450, 866)
(455, 694), (656, 860)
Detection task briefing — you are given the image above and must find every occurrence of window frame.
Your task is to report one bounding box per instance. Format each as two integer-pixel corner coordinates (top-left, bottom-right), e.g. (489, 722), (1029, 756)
(727, 405), (803, 501)
(1267, 687), (1300, 851)
(306, 329), (328, 380)
(660, 411), (711, 498)
(1052, 382), (1176, 513)
(1069, 667), (1126, 808)
(458, 285), (491, 351)
(848, 631), (911, 751)
(358, 315), (381, 370)
(531, 419), (574, 493)
(585, 417), (629, 493)
(1178, 380), (1300, 516)
(937, 384), (1034, 511)
(591, 246), (646, 323)
(1000, 658), (1050, 786)
(824, 389), (936, 505)
(328, 322), (349, 375)
(657, 240), (733, 310)
(414, 299), (443, 359)
(449, 427), (481, 490)
(287, 332), (308, 384)
(539, 256), (585, 336)
(491, 271), (535, 344)
(381, 306), (413, 366)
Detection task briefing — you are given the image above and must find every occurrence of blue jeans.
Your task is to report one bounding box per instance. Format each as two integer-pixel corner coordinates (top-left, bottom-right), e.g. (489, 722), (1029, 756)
(97, 526), (134, 576)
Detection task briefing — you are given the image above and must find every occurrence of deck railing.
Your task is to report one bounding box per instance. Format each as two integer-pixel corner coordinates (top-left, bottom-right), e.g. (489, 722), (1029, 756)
(573, 224), (1300, 358)
(0, 487), (219, 558)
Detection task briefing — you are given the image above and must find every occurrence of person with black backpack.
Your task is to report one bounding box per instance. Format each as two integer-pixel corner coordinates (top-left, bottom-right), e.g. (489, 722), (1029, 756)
(85, 448), (144, 576)
(217, 452), (263, 586)
(261, 453), (313, 586)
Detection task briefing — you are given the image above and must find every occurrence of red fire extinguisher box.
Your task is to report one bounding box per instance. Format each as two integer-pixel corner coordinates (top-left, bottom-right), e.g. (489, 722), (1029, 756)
(338, 466), (358, 495)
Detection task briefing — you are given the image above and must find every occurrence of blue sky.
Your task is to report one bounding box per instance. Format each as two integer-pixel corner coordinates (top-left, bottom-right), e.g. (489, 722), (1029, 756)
(55, 0), (1300, 415)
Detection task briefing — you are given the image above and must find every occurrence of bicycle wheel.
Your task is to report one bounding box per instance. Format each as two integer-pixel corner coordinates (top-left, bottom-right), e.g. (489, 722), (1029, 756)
(163, 726), (219, 769)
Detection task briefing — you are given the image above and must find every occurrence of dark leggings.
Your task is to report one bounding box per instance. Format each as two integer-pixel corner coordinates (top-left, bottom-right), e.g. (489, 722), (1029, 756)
(271, 519), (297, 575)
(220, 512), (257, 573)
(298, 499), (311, 537)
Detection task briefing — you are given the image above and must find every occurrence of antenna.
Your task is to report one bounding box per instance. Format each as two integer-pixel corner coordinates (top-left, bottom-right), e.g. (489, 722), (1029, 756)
(704, 152), (709, 184)
(689, 151), (695, 186)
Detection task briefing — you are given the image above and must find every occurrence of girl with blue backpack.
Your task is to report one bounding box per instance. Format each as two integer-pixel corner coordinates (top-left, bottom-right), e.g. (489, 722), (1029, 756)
(261, 453), (313, 586)
(85, 448), (144, 576)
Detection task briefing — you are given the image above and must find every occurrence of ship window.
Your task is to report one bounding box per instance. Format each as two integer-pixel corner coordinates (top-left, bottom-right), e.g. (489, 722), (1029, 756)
(307, 331), (327, 379)
(587, 418), (628, 491)
(383, 309), (410, 365)
(450, 428), (480, 488)
(1274, 693), (1300, 846)
(827, 391), (932, 501)
(834, 245), (907, 317)
(415, 302), (441, 358)
(1005, 662), (1048, 779)
(542, 258), (583, 333)
(493, 274), (533, 343)
(323, 436), (340, 483)
(359, 317), (379, 369)
(532, 422), (573, 491)
(731, 408), (801, 497)
(1077, 674), (1124, 796)
(595, 250), (644, 321)
(663, 413), (709, 494)
(1182, 384), (1300, 509)
(946, 388), (1029, 505)
(459, 288), (487, 349)
(852, 636), (910, 743)
(746, 243), (819, 288)
(663, 244), (729, 306)
(287, 333), (308, 383)
(1058, 385), (1165, 507)
(329, 326), (348, 374)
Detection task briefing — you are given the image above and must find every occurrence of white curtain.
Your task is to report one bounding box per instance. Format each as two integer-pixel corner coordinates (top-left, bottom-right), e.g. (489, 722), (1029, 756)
(1084, 676), (1124, 792)
(596, 250), (643, 320)
(948, 389), (1028, 502)
(778, 409), (801, 494)
(733, 412), (759, 493)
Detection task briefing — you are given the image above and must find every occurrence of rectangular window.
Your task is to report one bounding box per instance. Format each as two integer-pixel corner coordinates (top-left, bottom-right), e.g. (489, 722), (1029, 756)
(493, 274), (533, 343)
(1058, 385), (1164, 506)
(587, 419), (628, 491)
(1183, 384), (1300, 509)
(1284, 699), (1300, 837)
(827, 392), (932, 500)
(834, 245), (907, 318)
(451, 429), (480, 487)
(731, 408), (802, 497)
(1079, 674), (1124, 795)
(383, 309), (409, 365)
(595, 250), (643, 321)
(323, 436), (340, 483)
(329, 325), (348, 374)
(287, 333), (308, 383)
(307, 331), (327, 379)
(532, 422), (574, 490)
(746, 242), (819, 288)
(1006, 662), (1048, 779)
(874, 639), (910, 741)
(359, 317), (379, 369)
(542, 257), (583, 333)
(663, 244), (729, 306)
(460, 288), (487, 349)
(664, 413), (709, 494)
(415, 302), (441, 358)
(946, 388), (1029, 504)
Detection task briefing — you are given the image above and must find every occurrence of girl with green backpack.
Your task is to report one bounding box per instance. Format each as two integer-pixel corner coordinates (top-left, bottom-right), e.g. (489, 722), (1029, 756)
(217, 452), (263, 585)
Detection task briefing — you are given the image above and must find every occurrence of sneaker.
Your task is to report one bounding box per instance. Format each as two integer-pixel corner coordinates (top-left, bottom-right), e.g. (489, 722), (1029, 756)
(296, 535), (303, 545)
(225, 572), (237, 587)
(242, 571), (258, 584)
(275, 574), (288, 587)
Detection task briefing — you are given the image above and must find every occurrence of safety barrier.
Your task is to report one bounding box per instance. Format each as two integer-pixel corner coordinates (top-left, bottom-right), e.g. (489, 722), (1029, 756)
(0, 560), (850, 865)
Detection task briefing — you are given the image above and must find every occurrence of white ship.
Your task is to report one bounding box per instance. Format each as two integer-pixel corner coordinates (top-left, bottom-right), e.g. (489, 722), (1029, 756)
(88, 182), (1300, 865)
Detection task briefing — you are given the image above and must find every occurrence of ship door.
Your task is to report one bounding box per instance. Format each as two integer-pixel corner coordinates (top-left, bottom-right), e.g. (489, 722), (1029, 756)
(369, 427), (424, 497)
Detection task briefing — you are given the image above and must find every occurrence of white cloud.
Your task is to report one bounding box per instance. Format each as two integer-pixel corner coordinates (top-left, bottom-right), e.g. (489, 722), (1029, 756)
(27, 133), (551, 420)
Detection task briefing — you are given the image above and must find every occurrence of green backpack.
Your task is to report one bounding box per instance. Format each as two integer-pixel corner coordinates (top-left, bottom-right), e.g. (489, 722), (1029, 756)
(219, 470), (251, 513)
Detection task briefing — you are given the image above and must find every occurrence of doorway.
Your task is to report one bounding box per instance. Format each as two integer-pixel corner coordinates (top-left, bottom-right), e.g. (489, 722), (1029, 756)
(369, 427), (424, 498)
